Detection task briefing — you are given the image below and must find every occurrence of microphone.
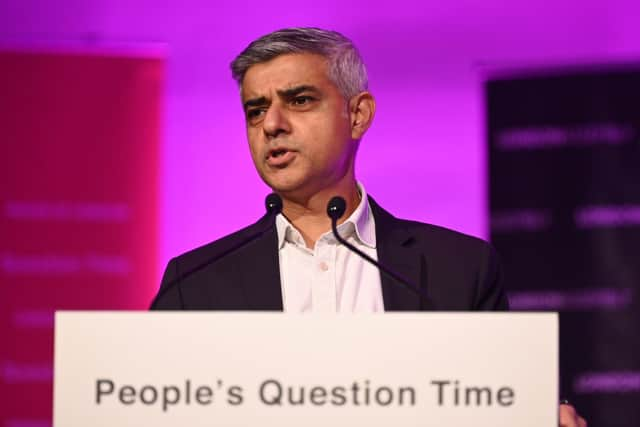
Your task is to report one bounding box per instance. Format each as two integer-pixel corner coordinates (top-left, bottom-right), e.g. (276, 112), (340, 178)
(265, 192), (283, 215)
(150, 193), (283, 310)
(326, 196), (432, 305)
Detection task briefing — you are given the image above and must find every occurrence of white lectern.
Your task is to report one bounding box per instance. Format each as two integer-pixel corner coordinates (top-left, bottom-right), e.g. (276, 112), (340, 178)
(54, 312), (558, 426)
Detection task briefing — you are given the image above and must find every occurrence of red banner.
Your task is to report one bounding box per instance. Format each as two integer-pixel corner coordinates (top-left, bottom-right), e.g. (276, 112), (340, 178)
(0, 50), (163, 425)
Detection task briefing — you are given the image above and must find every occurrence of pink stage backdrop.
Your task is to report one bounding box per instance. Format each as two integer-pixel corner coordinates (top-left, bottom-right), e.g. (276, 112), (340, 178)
(0, 51), (163, 424)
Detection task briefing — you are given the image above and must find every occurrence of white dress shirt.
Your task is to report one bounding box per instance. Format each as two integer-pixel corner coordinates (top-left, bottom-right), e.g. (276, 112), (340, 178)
(275, 183), (384, 313)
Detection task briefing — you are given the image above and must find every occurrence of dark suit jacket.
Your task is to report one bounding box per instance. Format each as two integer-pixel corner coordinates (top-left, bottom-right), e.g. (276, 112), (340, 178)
(151, 196), (508, 311)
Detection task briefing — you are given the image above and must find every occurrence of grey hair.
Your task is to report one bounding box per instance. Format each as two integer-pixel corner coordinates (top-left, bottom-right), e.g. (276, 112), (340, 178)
(230, 27), (368, 99)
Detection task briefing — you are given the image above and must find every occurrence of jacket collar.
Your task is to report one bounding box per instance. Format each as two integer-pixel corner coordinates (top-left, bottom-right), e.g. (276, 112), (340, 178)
(240, 194), (426, 311)
(275, 182), (376, 250)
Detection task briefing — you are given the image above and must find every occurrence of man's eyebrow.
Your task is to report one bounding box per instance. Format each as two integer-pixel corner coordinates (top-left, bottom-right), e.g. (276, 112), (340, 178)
(242, 85), (320, 111)
(243, 96), (268, 111)
(277, 85), (320, 98)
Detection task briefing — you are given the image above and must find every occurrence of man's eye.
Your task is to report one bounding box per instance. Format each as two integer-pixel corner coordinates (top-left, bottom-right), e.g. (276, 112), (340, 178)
(247, 109), (264, 119)
(292, 96), (313, 106)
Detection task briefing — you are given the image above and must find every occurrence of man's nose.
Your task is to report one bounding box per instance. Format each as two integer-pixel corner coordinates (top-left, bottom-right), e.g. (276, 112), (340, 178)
(262, 103), (291, 138)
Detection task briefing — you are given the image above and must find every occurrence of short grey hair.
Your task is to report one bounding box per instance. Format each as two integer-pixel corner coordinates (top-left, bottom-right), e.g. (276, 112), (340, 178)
(230, 27), (368, 99)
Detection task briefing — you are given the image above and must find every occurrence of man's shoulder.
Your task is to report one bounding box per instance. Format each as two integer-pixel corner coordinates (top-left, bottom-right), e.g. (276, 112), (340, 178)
(401, 218), (490, 249)
(370, 198), (507, 310)
(169, 216), (269, 269)
(394, 218), (497, 274)
(370, 196), (493, 255)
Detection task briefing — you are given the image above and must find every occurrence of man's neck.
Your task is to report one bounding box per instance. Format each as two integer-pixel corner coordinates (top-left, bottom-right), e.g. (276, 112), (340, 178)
(280, 182), (361, 249)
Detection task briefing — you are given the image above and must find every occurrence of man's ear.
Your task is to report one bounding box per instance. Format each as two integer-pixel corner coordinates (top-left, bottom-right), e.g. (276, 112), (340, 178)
(349, 92), (376, 140)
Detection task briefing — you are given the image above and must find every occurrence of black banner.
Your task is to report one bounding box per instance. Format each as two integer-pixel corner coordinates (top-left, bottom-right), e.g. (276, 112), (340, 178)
(487, 67), (640, 425)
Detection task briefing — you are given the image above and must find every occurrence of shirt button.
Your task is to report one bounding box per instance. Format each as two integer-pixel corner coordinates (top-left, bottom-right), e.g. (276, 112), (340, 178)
(319, 261), (329, 271)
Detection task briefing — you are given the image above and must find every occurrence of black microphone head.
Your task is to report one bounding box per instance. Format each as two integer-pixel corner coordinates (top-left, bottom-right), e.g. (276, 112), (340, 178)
(265, 193), (283, 215)
(327, 196), (347, 221)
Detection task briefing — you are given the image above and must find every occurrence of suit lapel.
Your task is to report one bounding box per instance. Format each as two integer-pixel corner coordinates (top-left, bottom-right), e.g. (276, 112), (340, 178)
(370, 197), (425, 311)
(237, 216), (284, 310)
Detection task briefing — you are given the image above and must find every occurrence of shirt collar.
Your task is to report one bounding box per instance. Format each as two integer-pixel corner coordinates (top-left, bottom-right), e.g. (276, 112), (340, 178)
(275, 182), (376, 249)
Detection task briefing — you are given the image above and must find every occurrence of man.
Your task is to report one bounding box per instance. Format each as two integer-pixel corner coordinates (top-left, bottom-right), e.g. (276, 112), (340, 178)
(151, 27), (585, 426)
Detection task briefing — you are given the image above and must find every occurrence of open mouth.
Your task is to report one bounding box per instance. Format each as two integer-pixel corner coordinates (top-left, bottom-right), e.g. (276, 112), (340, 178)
(270, 149), (288, 158)
(267, 148), (295, 166)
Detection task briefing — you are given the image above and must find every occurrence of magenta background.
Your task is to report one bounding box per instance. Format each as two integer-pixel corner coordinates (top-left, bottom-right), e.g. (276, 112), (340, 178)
(2, 0), (639, 282)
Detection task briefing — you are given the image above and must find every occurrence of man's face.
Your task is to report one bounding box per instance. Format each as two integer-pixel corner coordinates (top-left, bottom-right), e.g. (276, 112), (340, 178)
(241, 53), (357, 199)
